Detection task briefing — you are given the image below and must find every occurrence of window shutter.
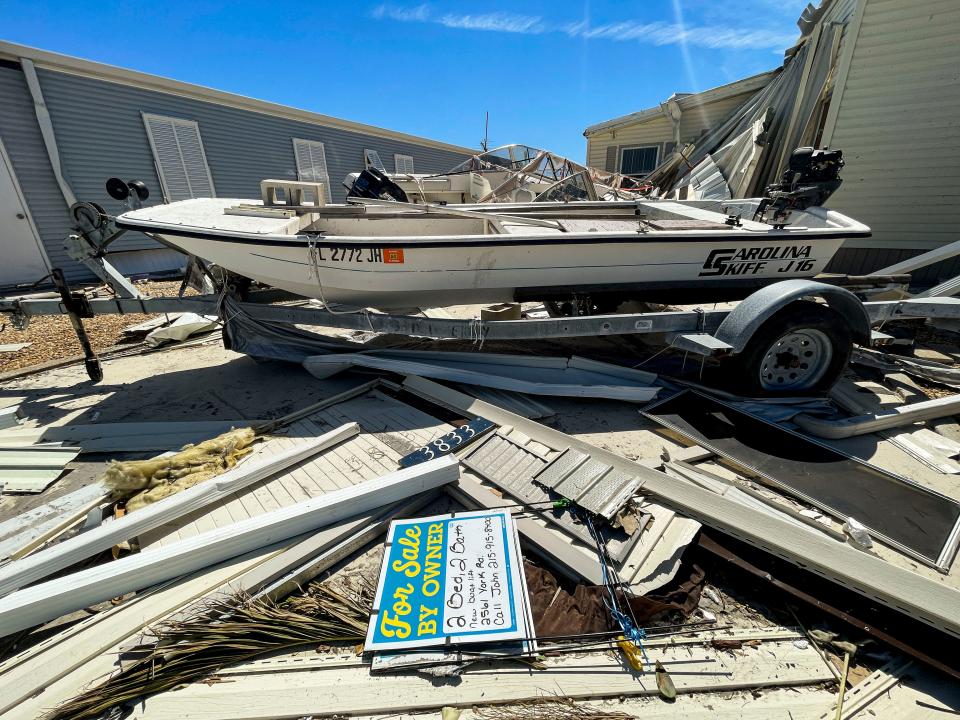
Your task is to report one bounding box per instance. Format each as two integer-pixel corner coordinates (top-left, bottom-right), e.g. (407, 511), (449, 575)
(142, 114), (215, 202)
(394, 154), (415, 174)
(605, 145), (618, 172)
(292, 138), (333, 202)
(364, 149), (386, 171)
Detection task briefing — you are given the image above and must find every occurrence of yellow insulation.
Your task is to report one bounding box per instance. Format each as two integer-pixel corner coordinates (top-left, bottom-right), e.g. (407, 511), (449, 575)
(101, 427), (257, 512)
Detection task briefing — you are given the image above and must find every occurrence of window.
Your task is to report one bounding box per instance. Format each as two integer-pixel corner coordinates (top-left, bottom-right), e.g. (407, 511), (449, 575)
(292, 138), (333, 203)
(142, 113), (216, 202)
(394, 154), (415, 174)
(364, 149), (386, 171)
(619, 145), (659, 177)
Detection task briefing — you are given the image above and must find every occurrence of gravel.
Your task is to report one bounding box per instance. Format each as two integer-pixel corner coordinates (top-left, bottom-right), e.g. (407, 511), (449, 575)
(0, 280), (192, 374)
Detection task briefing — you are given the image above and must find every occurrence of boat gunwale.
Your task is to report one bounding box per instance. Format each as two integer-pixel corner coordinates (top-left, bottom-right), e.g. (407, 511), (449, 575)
(117, 219), (870, 249)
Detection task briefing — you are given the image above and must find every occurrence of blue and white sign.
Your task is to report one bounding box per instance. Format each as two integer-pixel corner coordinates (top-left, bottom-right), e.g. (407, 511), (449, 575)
(365, 509), (527, 651)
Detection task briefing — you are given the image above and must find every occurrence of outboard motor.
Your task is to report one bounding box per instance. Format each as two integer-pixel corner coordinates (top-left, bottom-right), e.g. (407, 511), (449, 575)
(346, 167), (408, 202)
(754, 147), (844, 227)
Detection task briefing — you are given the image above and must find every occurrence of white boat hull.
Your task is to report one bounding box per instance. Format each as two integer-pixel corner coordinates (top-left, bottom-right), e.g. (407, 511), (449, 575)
(119, 197), (869, 308)
(150, 230), (847, 308)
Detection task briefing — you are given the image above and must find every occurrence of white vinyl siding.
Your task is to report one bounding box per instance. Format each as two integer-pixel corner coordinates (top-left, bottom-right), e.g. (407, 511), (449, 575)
(619, 145), (659, 176)
(394, 153), (415, 174)
(823, 0), (960, 252)
(142, 113), (215, 202)
(364, 149), (386, 171)
(292, 138), (332, 202)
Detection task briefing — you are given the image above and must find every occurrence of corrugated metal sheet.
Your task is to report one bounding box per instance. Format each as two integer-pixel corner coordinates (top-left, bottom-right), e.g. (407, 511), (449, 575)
(1, 62), (471, 284)
(825, 0), (960, 274)
(0, 65), (81, 282)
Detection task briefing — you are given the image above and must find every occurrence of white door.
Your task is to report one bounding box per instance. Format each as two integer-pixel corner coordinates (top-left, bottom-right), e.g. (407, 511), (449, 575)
(0, 144), (49, 288)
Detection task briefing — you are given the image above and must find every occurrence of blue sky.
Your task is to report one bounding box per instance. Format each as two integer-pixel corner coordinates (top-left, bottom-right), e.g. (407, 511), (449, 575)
(1, 0), (809, 160)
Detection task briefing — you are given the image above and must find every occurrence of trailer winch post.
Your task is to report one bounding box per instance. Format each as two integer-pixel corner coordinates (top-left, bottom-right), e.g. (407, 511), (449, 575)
(50, 268), (103, 383)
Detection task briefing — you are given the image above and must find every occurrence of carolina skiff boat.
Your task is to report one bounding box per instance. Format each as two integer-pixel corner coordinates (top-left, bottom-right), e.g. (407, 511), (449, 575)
(117, 184), (869, 310)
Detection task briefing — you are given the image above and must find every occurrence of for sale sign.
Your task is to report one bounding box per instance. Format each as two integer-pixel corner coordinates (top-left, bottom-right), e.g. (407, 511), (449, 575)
(364, 509), (527, 651)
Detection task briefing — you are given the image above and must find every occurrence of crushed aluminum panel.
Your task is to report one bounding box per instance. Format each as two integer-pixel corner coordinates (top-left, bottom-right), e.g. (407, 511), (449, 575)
(0, 446), (81, 467)
(461, 433), (592, 548)
(461, 434), (636, 562)
(123, 637), (832, 719)
(534, 448), (643, 519)
(0, 467), (72, 493)
(552, 458), (609, 502)
(533, 447), (589, 487)
(629, 513), (701, 596)
(448, 473), (603, 584)
(582, 467), (643, 519)
(0, 456), (459, 637)
(455, 384), (555, 419)
(794, 394), (960, 439)
(0, 420), (255, 452)
(401, 375), (960, 640)
(0, 483), (106, 560)
(302, 353), (659, 402)
(0, 406), (21, 431)
(643, 389), (960, 571)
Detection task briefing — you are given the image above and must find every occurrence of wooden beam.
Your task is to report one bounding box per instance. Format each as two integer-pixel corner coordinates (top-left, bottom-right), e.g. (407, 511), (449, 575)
(0, 423), (360, 596)
(0, 455), (459, 636)
(402, 376), (960, 639)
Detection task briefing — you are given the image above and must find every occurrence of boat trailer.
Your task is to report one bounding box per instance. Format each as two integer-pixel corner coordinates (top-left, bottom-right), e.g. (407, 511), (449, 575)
(3, 190), (960, 393)
(3, 262), (960, 395)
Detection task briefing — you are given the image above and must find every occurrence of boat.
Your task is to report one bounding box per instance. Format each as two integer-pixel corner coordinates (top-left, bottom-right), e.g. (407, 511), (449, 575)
(345, 144), (651, 205)
(115, 148), (867, 310)
(117, 196), (868, 310)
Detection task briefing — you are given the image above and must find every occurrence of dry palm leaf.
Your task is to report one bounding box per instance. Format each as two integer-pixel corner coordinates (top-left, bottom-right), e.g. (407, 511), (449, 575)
(48, 580), (371, 720)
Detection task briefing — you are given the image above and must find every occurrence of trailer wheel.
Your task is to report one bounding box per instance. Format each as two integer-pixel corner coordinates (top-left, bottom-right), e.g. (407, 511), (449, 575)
(726, 300), (851, 396)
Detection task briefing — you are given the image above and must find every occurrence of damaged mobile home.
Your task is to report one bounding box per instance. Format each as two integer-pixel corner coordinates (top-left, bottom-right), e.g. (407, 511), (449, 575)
(1, 0), (960, 717)
(585, 0), (960, 285)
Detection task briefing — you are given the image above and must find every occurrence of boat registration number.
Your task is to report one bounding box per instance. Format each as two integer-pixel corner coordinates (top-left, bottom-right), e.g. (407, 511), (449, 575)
(314, 246), (405, 264)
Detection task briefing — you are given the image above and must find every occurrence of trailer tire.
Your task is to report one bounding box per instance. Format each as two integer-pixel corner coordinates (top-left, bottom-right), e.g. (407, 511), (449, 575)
(725, 300), (851, 396)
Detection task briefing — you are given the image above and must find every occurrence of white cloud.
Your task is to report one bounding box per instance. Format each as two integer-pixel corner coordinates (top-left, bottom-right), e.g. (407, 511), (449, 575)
(371, 4), (795, 51)
(437, 12), (545, 34)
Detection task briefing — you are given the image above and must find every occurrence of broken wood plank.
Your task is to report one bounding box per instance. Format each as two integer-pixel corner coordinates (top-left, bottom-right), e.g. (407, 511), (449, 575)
(0, 423), (360, 596)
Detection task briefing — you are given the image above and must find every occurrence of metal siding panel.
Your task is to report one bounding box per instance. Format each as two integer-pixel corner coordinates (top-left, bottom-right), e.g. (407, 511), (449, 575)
(826, 0), (960, 262)
(0, 65), (89, 282)
(36, 68), (470, 202)
(29, 67), (472, 262)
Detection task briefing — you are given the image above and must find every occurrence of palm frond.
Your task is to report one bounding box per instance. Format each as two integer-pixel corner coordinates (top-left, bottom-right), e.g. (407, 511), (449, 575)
(48, 580), (371, 720)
